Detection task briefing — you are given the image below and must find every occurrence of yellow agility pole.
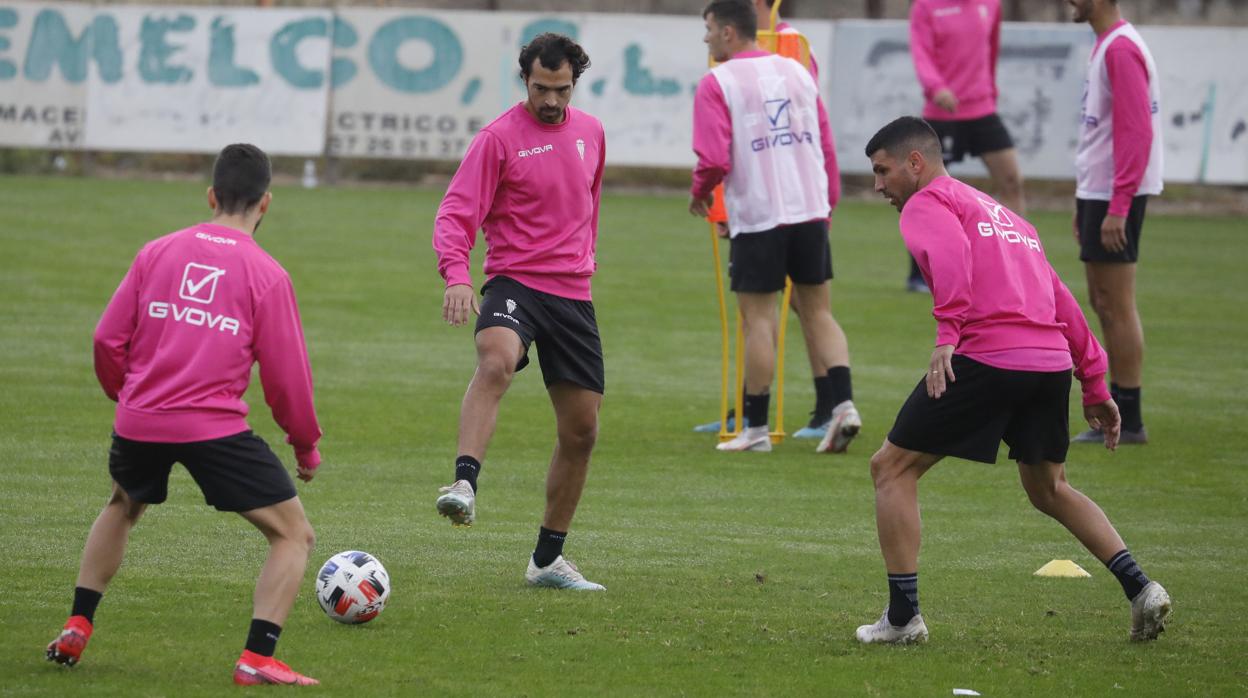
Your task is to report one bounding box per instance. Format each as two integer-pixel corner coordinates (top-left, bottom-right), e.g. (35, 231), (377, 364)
(710, 221), (733, 441)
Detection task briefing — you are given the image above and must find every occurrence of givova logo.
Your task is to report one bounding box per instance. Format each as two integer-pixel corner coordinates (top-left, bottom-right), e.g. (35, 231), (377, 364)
(975, 197), (1040, 251)
(179, 262), (226, 304)
(765, 99), (791, 131)
(517, 144), (553, 158)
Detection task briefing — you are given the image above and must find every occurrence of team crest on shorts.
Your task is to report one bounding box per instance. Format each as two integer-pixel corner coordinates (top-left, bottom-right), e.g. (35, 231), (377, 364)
(506, 299), (517, 314)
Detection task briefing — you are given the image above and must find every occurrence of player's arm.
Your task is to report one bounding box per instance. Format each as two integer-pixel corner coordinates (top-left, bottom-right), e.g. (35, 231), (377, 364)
(1103, 38), (1153, 252)
(816, 96), (841, 212)
(254, 276), (323, 481)
(1049, 265), (1119, 448)
(901, 195), (972, 398)
(433, 130), (505, 325)
(909, 3), (955, 112)
(690, 74), (732, 216)
(92, 251), (143, 401)
(590, 123), (607, 240)
(989, 2), (1001, 100)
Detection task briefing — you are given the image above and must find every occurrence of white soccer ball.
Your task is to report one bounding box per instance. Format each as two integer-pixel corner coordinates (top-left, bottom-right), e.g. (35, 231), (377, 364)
(314, 551), (391, 624)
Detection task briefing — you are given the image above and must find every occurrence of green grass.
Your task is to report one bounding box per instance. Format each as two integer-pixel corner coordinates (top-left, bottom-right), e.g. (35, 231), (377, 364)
(1, 175), (1245, 696)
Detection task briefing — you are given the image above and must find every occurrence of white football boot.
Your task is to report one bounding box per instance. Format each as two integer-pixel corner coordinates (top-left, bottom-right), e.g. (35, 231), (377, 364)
(716, 425), (772, 452)
(435, 479), (475, 526)
(817, 400), (862, 454)
(855, 609), (929, 645)
(525, 555), (605, 591)
(1129, 581), (1171, 641)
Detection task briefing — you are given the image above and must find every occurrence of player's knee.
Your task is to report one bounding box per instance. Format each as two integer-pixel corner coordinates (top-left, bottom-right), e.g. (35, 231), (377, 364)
(869, 448), (898, 487)
(300, 521), (317, 555)
(108, 487), (145, 522)
(559, 418), (598, 455)
(1023, 480), (1060, 516)
(475, 352), (516, 388)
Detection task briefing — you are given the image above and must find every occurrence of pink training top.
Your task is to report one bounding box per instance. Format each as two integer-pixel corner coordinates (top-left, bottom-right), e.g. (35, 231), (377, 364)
(434, 102), (606, 301)
(900, 176), (1111, 406)
(94, 223), (322, 467)
(690, 49), (840, 211)
(909, 0), (1001, 121)
(1098, 20), (1156, 217)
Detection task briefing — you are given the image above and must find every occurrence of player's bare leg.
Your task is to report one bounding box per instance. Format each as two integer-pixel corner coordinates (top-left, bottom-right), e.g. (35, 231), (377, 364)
(47, 482), (146, 666)
(525, 382), (605, 590)
(1079, 262), (1146, 442)
(981, 147), (1026, 215)
(542, 382), (601, 532)
(1019, 459), (1170, 640)
(717, 291), (778, 452)
(238, 497), (315, 626)
(791, 281), (848, 375)
(76, 482), (147, 592)
(857, 441), (941, 644)
(438, 327), (525, 525)
(233, 497), (318, 686)
(1085, 263), (1142, 387)
(457, 327), (526, 461)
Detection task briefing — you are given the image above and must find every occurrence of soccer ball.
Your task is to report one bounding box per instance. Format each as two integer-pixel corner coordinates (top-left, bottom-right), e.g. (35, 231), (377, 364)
(314, 551), (391, 624)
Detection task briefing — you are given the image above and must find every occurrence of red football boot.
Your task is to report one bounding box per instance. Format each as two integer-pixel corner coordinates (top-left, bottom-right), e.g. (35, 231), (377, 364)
(46, 615), (93, 666)
(233, 650), (319, 686)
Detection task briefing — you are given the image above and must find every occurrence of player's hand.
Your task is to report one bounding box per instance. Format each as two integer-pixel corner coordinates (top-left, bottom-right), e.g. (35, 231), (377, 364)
(689, 193), (714, 218)
(442, 284), (479, 327)
(296, 463), (317, 482)
(1084, 399), (1121, 451)
(1071, 211), (1080, 245)
(715, 221), (729, 238)
(926, 344), (956, 399)
(933, 88), (959, 114)
(1100, 214), (1128, 253)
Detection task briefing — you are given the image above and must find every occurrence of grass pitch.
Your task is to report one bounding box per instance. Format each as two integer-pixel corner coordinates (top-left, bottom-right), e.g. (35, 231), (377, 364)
(1, 175), (1246, 695)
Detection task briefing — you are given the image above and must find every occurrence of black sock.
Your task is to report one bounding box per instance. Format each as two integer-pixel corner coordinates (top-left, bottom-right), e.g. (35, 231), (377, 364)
(887, 573), (920, 626)
(908, 256), (923, 282)
(455, 455), (481, 493)
(744, 392), (770, 430)
(71, 587), (103, 624)
(827, 366), (853, 407)
(1105, 549), (1150, 601)
(245, 619), (282, 657)
(532, 526), (567, 568)
(812, 375), (835, 424)
(1116, 387), (1143, 431)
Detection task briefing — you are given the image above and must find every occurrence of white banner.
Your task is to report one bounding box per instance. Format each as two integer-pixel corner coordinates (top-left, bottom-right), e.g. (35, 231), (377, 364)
(1, 4), (1246, 184)
(324, 10), (830, 167)
(0, 1), (90, 149)
(81, 5), (331, 155)
(1140, 26), (1248, 185)
(828, 20), (1096, 179)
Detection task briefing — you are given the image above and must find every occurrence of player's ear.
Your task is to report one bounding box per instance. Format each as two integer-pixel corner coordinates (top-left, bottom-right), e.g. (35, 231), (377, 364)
(258, 191), (273, 214)
(207, 186), (218, 211)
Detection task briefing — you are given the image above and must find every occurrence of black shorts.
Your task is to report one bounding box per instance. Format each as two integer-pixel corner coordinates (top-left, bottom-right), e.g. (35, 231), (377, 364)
(928, 113), (1014, 164)
(108, 430), (297, 512)
(729, 220), (833, 293)
(887, 355), (1072, 466)
(1077, 196), (1148, 263)
(476, 275), (605, 394)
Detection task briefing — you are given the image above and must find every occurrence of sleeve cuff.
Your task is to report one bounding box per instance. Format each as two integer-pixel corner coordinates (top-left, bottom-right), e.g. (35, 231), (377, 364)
(295, 446), (321, 470)
(443, 266), (472, 288)
(1107, 195), (1133, 218)
(935, 323), (960, 348)
(1079, 374), (1112, 407)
